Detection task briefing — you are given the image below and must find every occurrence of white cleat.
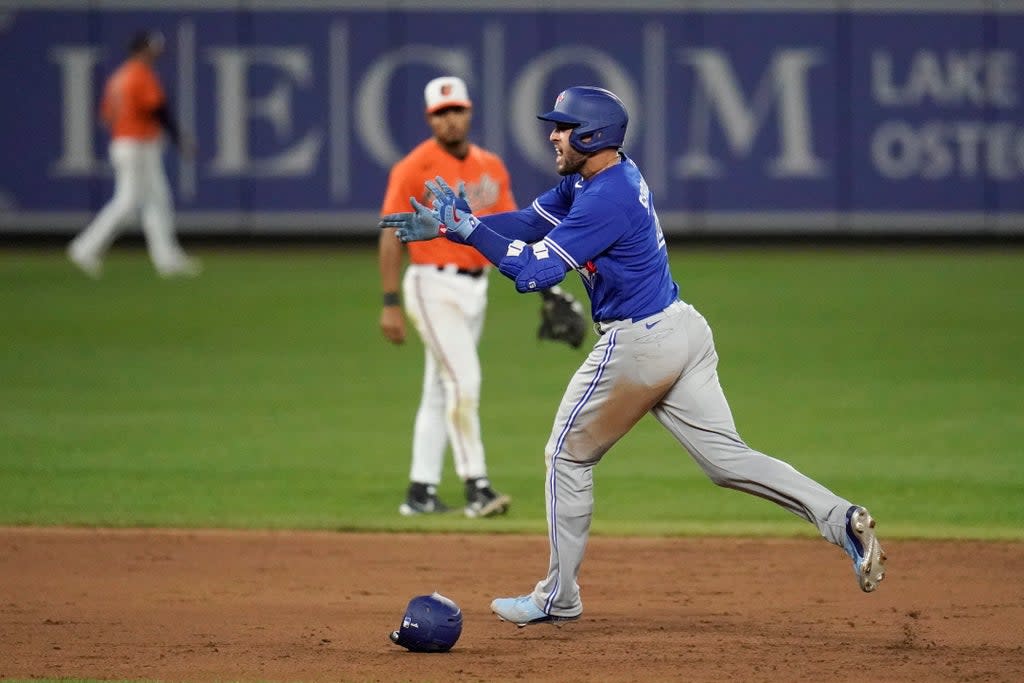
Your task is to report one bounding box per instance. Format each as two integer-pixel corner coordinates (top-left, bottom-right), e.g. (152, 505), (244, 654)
(490, 595), (580, 627)
(157, 257), (202, 278)
(68, 247), (102, 279)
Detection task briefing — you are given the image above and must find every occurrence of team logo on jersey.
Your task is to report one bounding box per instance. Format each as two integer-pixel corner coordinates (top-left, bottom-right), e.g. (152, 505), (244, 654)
(576, 260), (598, 289)
(463, 174), (500, 211)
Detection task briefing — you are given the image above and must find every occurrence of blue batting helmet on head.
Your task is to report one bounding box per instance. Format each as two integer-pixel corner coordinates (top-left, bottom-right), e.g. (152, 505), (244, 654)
(389, 592), (463, 653)
(537, 86), (629, 154)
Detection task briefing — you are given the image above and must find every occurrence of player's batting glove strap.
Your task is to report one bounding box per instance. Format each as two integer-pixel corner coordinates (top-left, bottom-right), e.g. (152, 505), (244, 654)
(538, 286), (587, 349)
(425, 176), (479, 240)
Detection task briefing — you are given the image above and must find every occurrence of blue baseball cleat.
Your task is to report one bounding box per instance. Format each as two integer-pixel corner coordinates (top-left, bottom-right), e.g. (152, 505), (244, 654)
(844, 505), (887, 592)
(490, 596), (580, 627)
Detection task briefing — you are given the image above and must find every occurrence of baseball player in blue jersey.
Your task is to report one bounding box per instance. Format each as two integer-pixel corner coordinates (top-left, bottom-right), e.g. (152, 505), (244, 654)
(380, 86), (886, 627)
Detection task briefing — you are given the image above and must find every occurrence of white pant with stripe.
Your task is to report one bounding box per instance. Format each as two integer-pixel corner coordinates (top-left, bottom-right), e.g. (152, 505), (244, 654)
(531, 300), (855, 617)
(402, 264), (492, 485)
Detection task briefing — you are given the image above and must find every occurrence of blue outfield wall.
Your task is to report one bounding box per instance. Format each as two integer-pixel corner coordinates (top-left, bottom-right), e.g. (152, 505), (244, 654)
(0, 0), (1022, 236)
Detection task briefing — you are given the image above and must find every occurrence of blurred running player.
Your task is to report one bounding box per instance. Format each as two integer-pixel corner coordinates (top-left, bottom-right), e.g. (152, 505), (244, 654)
(69, 30), (199, 278)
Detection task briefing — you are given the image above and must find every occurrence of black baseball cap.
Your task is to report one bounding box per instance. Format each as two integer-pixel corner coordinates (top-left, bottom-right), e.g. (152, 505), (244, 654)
(129, 30), (165, 54)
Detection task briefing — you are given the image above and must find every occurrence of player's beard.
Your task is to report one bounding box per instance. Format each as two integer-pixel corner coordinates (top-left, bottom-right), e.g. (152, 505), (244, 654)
(556, 145), (587, 176)
(430, 112), (472, 158)
(437, 122), (466, 146)
(439, 136), (469, 158)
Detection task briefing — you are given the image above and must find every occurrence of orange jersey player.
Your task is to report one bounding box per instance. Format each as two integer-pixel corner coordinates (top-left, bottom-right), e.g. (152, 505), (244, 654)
(100, 47), (167, 142)
(68, 30), (198, 278)
(380, 136), (516, 271)
(377, 75), (516, 519)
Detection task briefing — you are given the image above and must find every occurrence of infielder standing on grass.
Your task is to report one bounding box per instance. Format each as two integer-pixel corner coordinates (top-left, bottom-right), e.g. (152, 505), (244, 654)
(382, 85), (887, 625)
(378, 76), (516, 518)
(68, 30), (199, 279)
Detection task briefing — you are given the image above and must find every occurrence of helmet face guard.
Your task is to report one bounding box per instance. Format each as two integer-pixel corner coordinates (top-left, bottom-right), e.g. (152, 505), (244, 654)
(389, 593), (463, 653)
(537, 86), (629, 154)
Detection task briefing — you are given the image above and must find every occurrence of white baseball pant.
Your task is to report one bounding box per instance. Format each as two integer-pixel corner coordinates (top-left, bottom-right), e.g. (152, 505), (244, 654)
(402, 264), (492, 485)
(69, 138), (189, 273)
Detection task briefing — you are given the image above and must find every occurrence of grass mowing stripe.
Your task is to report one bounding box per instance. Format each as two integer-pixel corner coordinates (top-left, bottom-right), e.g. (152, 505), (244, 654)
(1, 246), (1021, 539)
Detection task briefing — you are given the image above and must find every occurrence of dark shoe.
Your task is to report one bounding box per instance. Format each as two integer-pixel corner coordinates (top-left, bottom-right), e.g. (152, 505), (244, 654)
(464, 478), (511, 518)
(399, 482), (450, 516)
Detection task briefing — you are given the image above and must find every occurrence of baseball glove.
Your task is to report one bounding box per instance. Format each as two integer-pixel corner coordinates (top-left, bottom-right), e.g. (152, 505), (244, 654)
(538, 286), (587, 349)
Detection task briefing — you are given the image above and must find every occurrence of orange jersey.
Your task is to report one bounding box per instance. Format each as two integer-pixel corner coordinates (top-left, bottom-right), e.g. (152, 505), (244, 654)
(99, 58), (165, 141)
(381, 139), (517, 270)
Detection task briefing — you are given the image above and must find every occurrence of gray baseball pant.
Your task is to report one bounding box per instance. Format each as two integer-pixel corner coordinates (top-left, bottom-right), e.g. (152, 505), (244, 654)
(531, 300), (853, 617)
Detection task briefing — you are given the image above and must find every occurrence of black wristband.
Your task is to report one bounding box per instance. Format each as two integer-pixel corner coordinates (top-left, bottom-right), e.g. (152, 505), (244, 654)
(382, 292), (401, 307)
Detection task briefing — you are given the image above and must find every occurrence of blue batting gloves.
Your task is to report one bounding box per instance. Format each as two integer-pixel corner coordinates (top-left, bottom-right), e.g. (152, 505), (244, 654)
(425, 176), (479, 240)
(437, 200), (480, 240)
(379, 197), (443, 243)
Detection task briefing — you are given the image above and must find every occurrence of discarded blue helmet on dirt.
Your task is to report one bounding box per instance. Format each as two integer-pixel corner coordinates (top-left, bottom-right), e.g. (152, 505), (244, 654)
(389, 592), (463, 653)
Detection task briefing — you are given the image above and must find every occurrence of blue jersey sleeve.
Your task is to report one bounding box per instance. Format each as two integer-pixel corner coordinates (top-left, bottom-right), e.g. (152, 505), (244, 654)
(489, 190), (626, 294)
(538, 193), (629, 272)
(480, 177), (574, 242)
(468, 155), (678, 321)
(478, 207), (552, 244)
(526, 179), (574, 230)
(459, 177), (580, 292)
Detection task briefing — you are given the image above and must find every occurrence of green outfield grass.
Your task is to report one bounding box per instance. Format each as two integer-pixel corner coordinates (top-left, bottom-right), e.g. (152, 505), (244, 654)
(1, 244), (1021, 540)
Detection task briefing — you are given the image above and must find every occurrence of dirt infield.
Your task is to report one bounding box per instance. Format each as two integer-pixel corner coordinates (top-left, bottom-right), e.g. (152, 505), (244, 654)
(2, 528), (1022, 683)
